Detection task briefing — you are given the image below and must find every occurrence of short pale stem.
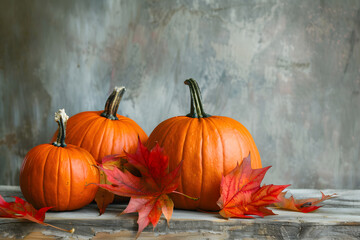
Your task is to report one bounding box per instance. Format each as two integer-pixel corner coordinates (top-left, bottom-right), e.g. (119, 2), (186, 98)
(172, 191), (199, 201)
(53, 109), (69, 147)
(101, 86), (126, 120)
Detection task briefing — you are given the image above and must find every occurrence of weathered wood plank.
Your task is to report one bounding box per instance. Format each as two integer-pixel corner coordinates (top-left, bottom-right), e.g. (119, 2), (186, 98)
(2, 186), (359, 208)
(0, 186), (23, 201)
(0, 186), (359, 239)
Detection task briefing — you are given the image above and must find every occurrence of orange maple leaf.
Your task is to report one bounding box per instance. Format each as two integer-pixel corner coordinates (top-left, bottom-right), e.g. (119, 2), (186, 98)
(273, 191), (337, 213)
(0, 195), (74, 233)
(97, 139), (195, 238)
(217, 155), (290, 219)
(95, 173), (115, 216)
(95, 153), (130, 215)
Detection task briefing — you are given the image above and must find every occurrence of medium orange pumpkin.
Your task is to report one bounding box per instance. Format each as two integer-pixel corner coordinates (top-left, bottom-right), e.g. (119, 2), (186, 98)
(52, 87), (148, 163)
(146, 79), (262, 211)
(20, 109), (99, 211)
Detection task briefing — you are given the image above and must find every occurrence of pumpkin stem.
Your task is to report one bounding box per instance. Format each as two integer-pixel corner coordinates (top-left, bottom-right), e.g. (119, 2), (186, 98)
(184, 78), (211, 118)
(53, 109), (69, 147)
(100, 86), (126, 120)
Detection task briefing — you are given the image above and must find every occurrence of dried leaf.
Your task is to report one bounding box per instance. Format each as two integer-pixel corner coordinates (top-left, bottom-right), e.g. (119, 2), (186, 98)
(274, 191), (337, 213)
(95, 153), (139, 215)
(101, 154), (125, 170)
(95, 170), (115, 215)
(217, 155), (290, 219)
(0, 195), (74, 233)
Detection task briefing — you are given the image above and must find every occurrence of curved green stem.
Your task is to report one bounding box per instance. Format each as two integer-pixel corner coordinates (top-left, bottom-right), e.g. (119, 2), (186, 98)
(100, 86), (126, 120)
(53, 109), (68, 147)
(184, 79), (210, 118)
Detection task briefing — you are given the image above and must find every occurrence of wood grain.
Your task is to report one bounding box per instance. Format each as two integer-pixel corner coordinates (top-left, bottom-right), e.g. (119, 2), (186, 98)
(0, 186), (359, 239)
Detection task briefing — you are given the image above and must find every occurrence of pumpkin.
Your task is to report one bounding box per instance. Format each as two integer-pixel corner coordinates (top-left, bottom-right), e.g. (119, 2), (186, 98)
(20, 109), (99, 211)
(146, 79), (262, 211)
(51, 87), (148, 163)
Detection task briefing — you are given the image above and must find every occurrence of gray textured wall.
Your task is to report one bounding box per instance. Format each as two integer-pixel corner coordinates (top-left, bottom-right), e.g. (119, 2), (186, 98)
(0, 0), (359, 189)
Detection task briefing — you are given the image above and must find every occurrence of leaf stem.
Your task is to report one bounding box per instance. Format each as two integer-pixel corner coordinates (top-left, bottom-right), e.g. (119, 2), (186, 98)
(44, 223), (75, 233)
(172, 191), (199, 201)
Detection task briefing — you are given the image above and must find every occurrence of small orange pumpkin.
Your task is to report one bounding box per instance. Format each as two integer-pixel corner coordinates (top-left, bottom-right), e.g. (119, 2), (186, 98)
(20, 109), (99, 211)
(52, 87), (148, 163)
(146, 79), (262, 211)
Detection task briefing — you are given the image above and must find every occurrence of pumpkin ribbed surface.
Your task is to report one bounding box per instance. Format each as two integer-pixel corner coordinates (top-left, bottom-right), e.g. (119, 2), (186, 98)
(51, 87), (148, 163)
(146, 79), (262, 211)
(20, 144), (99, 211)
(58, 111), (148, 163)
(20, 109), (99, 211)
(147, 116), (261, 211)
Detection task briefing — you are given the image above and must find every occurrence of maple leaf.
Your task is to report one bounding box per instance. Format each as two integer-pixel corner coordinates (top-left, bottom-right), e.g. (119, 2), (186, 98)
(0, 195), (74, 233)
(97, 139), (193, 238)
(95, 172), (115, 215)
(95, 154), (141, 215)
(217, 155), (290, 219)
(122, 194), (174, 236)
(95, 154), (125, 215)
(273, 191), (337, 213)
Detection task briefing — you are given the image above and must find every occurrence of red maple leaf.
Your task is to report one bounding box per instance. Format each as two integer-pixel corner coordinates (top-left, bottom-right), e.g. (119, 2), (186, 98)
(97, 139), (193, 238)
(0, 195), (74, 233)
(273, 191), (337, 213)
(217, 155), (290, 219)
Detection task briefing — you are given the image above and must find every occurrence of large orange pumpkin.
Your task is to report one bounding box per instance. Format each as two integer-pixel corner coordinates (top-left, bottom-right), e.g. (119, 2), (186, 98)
(52, 87), (148, 163)
(146, 79), (262, 211)
(20, 109), (99, 211)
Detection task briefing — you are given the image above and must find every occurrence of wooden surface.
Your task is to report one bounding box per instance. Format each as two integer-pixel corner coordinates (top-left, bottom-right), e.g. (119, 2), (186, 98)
(0, 186), (360, 239)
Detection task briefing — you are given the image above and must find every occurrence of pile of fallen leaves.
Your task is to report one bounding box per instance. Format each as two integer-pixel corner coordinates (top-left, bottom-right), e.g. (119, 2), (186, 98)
(0, 141), (336, 238)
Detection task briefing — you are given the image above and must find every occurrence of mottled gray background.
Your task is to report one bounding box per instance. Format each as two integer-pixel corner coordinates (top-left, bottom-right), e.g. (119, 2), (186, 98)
(0, 0), (359, 189)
